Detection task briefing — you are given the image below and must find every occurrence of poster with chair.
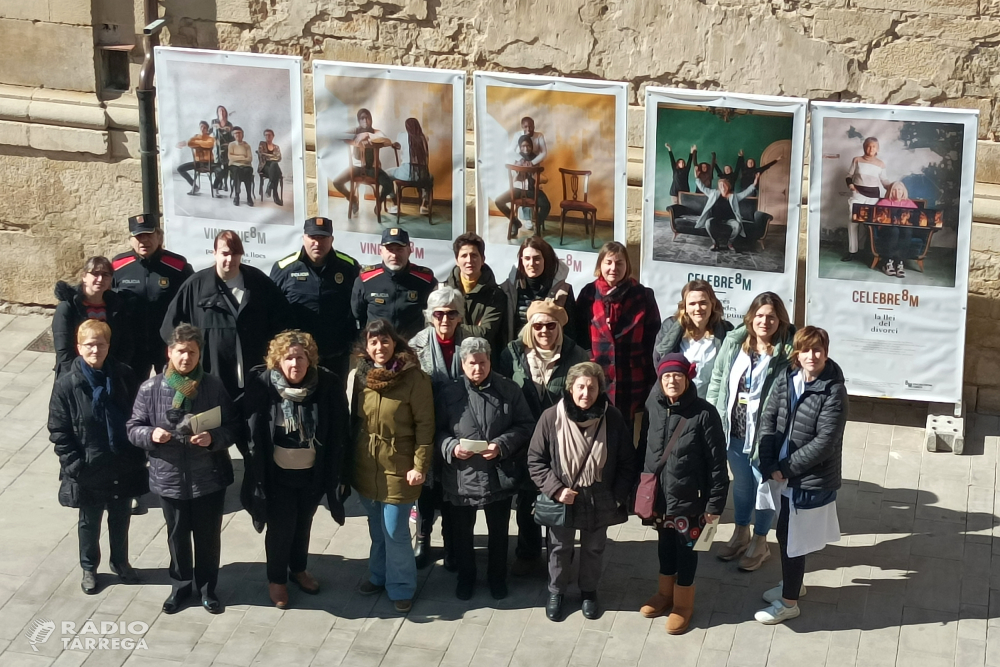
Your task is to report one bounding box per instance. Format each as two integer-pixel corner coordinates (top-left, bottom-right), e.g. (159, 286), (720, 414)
(155, 47), (306, 269)
(806, 102), (977, 402)
(313, 62), (466, 278)
(473, 72), (628, 294)
(639, 88), (807, 324)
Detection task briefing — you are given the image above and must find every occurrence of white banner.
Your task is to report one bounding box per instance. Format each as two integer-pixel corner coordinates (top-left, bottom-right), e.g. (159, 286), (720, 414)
(473, 72), (628, 294)
(639, 88), (806, 323)
(806, 102), (977, 402)
(313, 62), (465, 278)
(155, 47), (306, 270)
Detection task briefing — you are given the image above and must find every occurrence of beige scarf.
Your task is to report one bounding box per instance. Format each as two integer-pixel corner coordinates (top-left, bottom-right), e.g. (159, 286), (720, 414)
(555, 399), (608, 489)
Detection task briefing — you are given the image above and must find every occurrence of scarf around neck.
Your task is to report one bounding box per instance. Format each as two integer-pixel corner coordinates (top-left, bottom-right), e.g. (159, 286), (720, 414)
(270, 366), (319, 446)
(555, 393), (609, 489)
(165, 363), (203, 411)
(78, 357), (124, 453)
(357, 351), (417, 393)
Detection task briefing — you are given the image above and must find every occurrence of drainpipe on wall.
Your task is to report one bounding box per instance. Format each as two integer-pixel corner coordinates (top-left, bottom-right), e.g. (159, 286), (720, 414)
(137, 15), (166, 218)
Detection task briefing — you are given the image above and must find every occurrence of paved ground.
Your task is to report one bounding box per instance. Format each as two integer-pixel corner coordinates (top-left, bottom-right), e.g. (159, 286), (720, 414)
(0, 313), (997, 667)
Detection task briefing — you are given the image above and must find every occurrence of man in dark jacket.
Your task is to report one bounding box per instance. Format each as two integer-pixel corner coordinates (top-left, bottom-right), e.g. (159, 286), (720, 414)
(435, 337), (534, 601)
(351, 227), (436, 340)
(270, 217), (359, 383)
(127, 324), (241, 615)
(48, 320), (147, 595)
(444, 233), (508, 356)
(160, 230), (288, 402)
(113, 213), (194, 380)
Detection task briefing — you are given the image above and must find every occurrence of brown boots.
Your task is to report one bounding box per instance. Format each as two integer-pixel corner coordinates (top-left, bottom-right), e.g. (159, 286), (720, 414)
(738, 535), (771, 572)
(269, 583), (288, 609)
(666, 584), (696, 635)
(640, 575), (675, 618)
(717, 524), (751, 561)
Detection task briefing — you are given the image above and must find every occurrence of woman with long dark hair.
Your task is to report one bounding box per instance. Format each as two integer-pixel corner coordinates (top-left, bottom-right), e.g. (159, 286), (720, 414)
(707, 292), (794, 573)
(499, 236), (576, 342)
(391, 117), (434, 215)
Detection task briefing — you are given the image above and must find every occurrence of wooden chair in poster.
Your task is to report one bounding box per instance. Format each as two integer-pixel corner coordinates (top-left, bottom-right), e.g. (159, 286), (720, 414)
(558, 167), (597, 249)
(504, 163), (545, 240)
(390, 145), (435, 226)
(346, 138), (392, 222)
(858, 199), (940, 272)
(191, 149), (219, 198)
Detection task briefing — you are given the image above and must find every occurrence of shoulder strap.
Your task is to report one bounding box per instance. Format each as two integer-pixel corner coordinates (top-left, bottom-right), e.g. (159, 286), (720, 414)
(565, 412), (607, 491)
(653, 416), (687, 476)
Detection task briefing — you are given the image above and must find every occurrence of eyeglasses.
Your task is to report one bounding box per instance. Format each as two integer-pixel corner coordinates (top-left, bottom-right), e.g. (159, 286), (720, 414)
(532, 322), (558, 332)
(79, 342), (109, 350)
(432, 310), (461, 321)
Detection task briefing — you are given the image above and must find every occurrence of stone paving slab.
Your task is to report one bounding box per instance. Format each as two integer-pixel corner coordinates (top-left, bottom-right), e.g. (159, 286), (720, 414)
(0, 315), (997, 667)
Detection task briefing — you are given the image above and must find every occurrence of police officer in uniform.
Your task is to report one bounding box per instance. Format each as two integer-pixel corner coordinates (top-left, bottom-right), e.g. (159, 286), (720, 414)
(351, 227), (436, 341)
(112, 213), (194, 380)
(270, 217), (360, 383)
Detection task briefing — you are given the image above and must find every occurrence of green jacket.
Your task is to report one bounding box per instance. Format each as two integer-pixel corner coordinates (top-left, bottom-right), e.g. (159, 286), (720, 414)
(705, 324), (795, 460)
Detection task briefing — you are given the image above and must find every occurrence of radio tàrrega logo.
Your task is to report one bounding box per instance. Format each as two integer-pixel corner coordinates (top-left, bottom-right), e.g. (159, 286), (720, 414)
(24, 618), (149, 651)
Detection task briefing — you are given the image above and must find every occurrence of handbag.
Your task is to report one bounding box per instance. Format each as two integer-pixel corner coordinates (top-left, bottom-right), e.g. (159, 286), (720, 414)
(534, 414), (606, 528)
(634, 417), (687, 520)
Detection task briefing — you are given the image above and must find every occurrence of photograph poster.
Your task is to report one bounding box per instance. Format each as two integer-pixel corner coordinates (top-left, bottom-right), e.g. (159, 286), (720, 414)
(313, 62), (466, 278)
(640, 88), (807, 322)
(155, 47), (306, 269)
(473, 72), (628, 294)
(806, 102), (977, 402)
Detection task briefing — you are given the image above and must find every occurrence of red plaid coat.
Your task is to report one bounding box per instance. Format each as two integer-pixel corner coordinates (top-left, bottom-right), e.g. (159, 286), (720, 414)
(576, 277), (661, 421)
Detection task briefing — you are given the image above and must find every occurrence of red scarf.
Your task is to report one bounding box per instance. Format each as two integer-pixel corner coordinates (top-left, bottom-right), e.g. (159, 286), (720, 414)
(588, 276), (652, 418)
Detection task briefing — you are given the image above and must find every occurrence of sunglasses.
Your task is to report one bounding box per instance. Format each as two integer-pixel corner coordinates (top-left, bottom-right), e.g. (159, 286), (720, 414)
(432, 310), (461, 321)
(532, 322), (558, 332)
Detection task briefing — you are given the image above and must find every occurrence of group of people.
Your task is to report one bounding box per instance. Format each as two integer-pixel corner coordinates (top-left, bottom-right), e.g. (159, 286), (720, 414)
(665, 144), (783, 252)
(177, 105), (284, 207)
(47, 213), (847, 634)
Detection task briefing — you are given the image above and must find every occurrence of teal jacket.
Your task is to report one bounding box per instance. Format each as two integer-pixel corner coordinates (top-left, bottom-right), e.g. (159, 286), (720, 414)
(705, 324), (795, 461)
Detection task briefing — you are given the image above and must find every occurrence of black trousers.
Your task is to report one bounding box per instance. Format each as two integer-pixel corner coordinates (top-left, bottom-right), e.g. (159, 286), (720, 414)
(265, 481), (320, 584)
(178, 162), (198, 186)
(495, 189), (551, 225)
(874, 226), (914, 261)
(448, 497), (512, 586)
(515, 488), (543, 560)
(230, 165), (254, 201)
(777, 495), (806, 601)
(160, 489), (226, 597)
(657, 526), (699, 586)
(79, 497), (131, 572)
(262, 161), (283, 187)
(418, 483), (453, 561)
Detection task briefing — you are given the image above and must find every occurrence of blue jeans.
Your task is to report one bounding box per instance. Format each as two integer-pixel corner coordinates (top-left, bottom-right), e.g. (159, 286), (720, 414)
(727, 437), (773, 536)
(358, 495), (417, 601)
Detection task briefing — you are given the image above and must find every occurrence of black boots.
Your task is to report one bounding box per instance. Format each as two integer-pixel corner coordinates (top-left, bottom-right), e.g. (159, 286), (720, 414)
(414, 534), (432, 570)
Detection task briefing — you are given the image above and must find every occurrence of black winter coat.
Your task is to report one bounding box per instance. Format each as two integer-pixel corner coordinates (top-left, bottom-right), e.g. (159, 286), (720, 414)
(241, 365), (350, 532)
(497, 338), (590, 420)
(757, 360), (848, 492)
(48, 358), (148, 507)
(159, 265), (289, 400)
(127, 372), (240, 500)
(52, 282), (134, 379)
(527, 397), (637, 532)
(444, 265), (509, 356)
(640, 382), (729, 518)
(435, 373), (535, 507)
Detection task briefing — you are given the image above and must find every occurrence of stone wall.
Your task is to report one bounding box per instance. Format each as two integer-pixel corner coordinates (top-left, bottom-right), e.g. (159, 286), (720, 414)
(4, 0), (1000, 408)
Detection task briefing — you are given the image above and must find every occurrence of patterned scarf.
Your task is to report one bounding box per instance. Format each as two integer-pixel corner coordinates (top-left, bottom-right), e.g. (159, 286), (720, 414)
(589, 276), (652, 418)
(270, 366), (319, 446)
(165, 363), (203, 411)
(78, 357), (125, 453)
(356, 351), (418, 393)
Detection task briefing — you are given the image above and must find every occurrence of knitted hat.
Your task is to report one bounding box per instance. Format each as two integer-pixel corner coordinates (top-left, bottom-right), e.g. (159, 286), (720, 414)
(657, 353), (696, 379)
(526, 299), (568, 327)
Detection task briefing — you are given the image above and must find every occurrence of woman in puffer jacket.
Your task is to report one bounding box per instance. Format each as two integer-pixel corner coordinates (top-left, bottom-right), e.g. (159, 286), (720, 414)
(436, 337), (534, 601)
(754, 326), (847, 625)
(127, 323), (240, 615)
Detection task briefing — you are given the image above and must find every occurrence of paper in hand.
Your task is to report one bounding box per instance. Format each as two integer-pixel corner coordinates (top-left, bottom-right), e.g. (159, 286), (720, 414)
(459, 439), (489, 454)
(693, 517), (720, 552)
(187, 406), (222, 434)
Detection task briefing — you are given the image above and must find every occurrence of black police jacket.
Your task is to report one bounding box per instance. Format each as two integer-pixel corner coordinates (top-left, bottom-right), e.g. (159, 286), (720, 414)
(113, 248), (194, 363)
(270, 247), (360, 359)
(159, 265), (289, 400)
(350, 262), (436, 340)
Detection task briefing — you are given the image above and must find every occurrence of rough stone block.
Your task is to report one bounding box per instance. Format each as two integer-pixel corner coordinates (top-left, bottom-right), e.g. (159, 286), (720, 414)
(814, 8), (894, 44)
(868, 40), (959, 84)
(627, 105), (644, 150)
(976, 142), (1000, 186)
(110, 129), (139, 159)
(311, 14), (378, 40)
(0, 119), (29, 147)
(162, 0), (253, 23)
(937, 97), (992, 138)
(970, 222), (1000, 253)
(0, 19), (97, 92)
(105, 102), (139, 132)
(0, 231), (84, 304)
(28, 124), (109, 155)
(854, 0), (978, 15)
(47, 0), (93, 25)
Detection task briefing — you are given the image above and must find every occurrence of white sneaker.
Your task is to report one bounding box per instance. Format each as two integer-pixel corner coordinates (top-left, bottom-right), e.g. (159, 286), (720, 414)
(385, 203), (399, 215)
(524, 219), (534, 231)
(755, 600), (801, 625)
(762, 582), (807, 604)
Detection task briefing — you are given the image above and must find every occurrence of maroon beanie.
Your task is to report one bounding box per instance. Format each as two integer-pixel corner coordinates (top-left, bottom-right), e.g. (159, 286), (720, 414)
(657, 353), (696, 380)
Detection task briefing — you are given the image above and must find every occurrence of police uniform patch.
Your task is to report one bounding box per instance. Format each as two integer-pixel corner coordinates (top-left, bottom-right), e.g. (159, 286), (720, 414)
(375, 298), (386, 304)
(159, 277), (169, 288)
(407, 290), (418, 302)
(335, 272), (344, 284)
